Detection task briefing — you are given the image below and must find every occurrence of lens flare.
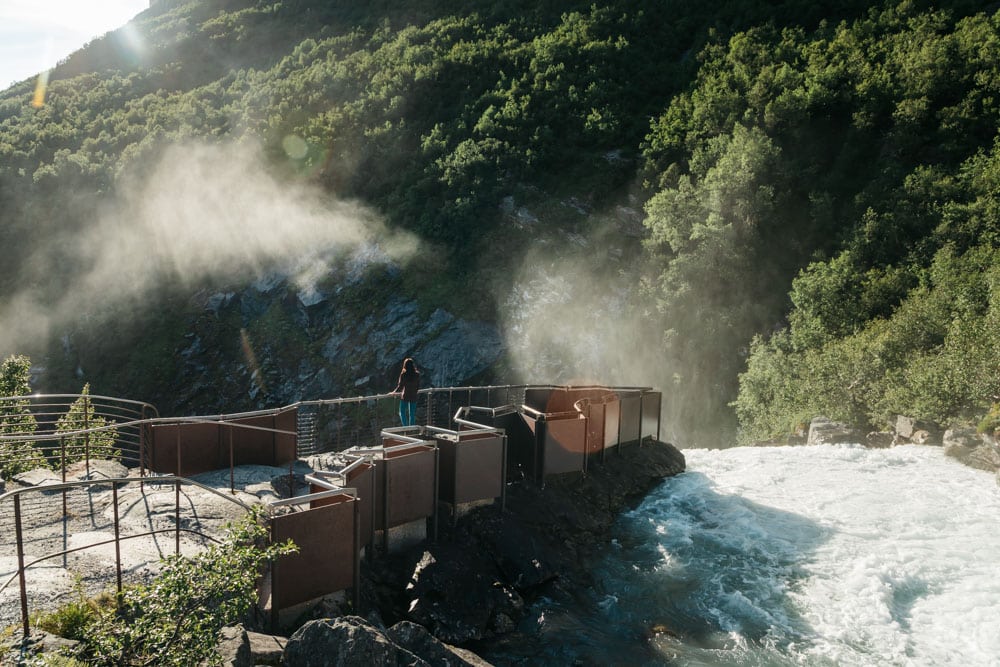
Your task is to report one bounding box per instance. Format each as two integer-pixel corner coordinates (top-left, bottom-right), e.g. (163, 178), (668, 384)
(32, 70), (49, 108)
(240, 328), (266, 396)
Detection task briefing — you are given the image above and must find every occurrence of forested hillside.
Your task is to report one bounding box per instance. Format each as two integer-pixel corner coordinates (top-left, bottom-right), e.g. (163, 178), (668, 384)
(1, 0), (998, 444)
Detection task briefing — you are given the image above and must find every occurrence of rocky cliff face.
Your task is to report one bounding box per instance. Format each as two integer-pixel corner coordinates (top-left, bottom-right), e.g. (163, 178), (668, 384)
(154, 262), (505, 416)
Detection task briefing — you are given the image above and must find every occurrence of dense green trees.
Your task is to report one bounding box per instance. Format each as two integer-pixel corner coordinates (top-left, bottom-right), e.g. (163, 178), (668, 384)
(2, 0), (998, 443)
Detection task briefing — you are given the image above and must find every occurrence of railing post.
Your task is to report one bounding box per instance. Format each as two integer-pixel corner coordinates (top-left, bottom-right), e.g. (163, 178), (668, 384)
(84, 393), (91, 477)
(353, 496), (361, 612)
(229, 424), (235, 494)
(500, 434), (508, 512)
(113, 482), (123, 593)
(14, 494), (30, 638)
(175, 478), (181, 555)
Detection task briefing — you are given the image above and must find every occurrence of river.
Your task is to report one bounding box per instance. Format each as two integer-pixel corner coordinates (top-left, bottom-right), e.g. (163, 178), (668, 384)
(483, 444), (1000, 666)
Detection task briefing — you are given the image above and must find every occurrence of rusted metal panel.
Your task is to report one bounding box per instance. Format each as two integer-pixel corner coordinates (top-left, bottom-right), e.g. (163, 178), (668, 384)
(498, 411), (537, 481)
(585, 402), (606, 456)
(149, 423), (221, 476)
(384, 445), (436, 527)
(641, 391), (662, 442)
(230, 414), (275, 466)
(270, 497), (356, 609)
(272, 408), (298, 464)
(618, 392), (642, 445)
(603, 398), (621, 451)
(524, 387), (561, 412)
(541, 415), (587, 477)
(346, 463), (375, 548)
(437, 434), (504, 505)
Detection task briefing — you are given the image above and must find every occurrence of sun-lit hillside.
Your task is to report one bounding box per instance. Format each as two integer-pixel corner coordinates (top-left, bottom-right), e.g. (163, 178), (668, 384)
(2, 0), (999, 444)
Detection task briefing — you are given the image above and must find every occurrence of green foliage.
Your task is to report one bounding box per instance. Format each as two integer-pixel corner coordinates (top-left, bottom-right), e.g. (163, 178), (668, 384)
(78, 507), (296, 667)
(977, 403), (1000, 436)
(642, 2), (1000, 441)
(55, 384), (120, 464)
(0, 354), (46, 479)
(34, 579), (115, 642)
(2, 0), (999, 442)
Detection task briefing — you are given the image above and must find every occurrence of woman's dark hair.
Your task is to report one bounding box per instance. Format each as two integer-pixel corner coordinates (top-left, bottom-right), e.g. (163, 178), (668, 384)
(402, 358), (417, 375)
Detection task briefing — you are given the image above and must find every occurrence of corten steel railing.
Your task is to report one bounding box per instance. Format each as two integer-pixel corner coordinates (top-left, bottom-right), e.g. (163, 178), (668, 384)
(0, 475), (255, 638)
(144, 411), (298, 494)
(0, 393), (158, 480)
(265, 486), (361, 631)
(295, 385), (531, 456)
(424, 411), (507, 514)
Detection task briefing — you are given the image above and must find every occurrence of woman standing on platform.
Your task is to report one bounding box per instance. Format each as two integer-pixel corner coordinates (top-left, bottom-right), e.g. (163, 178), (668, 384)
(392, 357), (421, 426)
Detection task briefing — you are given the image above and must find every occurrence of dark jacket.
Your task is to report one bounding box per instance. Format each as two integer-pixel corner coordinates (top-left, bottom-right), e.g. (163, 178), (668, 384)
(394, 370), (420, 402)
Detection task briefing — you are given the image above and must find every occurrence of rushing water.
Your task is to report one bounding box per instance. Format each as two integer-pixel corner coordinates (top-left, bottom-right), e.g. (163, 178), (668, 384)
(484, 444), (1000, 666)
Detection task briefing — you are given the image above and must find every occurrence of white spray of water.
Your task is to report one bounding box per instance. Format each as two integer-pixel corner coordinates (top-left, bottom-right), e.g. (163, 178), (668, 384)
(498, 216), (666, 391)
(610, 444), (1000, 666)
(1, 139), (420, 356)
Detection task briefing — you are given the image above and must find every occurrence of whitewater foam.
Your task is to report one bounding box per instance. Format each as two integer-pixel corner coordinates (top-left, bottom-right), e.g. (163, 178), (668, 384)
(616, 444), (1000, 666)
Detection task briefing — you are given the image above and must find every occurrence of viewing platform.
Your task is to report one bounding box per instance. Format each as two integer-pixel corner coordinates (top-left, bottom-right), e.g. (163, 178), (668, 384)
(0, 383), (663, 635)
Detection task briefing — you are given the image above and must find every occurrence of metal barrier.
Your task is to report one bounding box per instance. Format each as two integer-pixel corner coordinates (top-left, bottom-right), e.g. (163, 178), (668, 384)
(145, 409), (298, 491)
(426, 411), (507, 513)
(0, 475), (255, 637)
(0, 393), (158, 478)
(265, 487), (361, 630)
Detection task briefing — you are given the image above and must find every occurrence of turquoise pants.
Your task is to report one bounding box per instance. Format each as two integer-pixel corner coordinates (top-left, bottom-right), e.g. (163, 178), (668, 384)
(399, 400), (417, 426)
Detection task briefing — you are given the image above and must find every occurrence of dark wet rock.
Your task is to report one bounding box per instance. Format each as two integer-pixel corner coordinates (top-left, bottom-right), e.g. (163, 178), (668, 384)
(362, 441), (685, 651)
(387, 620), (494, 666)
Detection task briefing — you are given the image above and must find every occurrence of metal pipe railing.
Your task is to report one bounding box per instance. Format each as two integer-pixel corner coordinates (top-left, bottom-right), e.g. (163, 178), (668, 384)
(0, 475), (255, 637)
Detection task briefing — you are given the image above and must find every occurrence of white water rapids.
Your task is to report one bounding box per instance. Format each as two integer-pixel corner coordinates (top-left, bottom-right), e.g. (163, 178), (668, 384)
(488, 444), (1000, 666)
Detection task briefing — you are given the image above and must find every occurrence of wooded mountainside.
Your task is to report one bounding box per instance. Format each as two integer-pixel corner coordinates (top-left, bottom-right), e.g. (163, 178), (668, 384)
(2, 0), (999, 445)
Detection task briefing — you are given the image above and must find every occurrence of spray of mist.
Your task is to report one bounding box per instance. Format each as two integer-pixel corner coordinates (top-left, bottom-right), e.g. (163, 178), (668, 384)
(0, 140), (420, 357)
(499, 222), (669, 390)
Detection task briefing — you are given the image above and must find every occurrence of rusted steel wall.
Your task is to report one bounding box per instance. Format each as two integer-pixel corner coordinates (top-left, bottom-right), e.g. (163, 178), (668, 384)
(436, 433), (504, 505)
(148, 408), (298, 475)
(148, 422), (220, 476)
(269, 495), (356, 610)
(369, 444), (436, 530)
(618, 392), (643, 445)
(641, 391), (662, 442)
(540, 415), (588, 477)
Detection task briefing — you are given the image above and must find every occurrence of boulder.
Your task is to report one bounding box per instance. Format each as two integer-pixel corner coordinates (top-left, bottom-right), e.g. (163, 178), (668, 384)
(387, 621), (494, 666)
(895, 416), (942, 443)
(247, 630), (287, 665)
(865, 431), (894, 448)
(283, 616), (425, 667)
(807, 417), (863, 445)
(943, 427), (1000, 473)
(212, 625), (252, 667)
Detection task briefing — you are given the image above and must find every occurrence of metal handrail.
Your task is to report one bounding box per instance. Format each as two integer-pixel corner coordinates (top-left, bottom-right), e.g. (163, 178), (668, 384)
(0, 474), (256, 637)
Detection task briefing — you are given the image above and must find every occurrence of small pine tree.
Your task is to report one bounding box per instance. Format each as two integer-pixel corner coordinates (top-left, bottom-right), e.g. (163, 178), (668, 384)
(56, 383), (120, 464)
(0, 354), (47, 478)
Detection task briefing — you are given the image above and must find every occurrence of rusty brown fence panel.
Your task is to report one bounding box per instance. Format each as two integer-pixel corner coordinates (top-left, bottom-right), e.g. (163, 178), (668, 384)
(618, 391), (643, 445)
(147, 408), (298, 477)
(435, 432), (505, 506)
(382, 444), (436, 528)
(268, 495), (357, 612)
(539, 414), (588, 478)
(641, 391), (662, 443)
